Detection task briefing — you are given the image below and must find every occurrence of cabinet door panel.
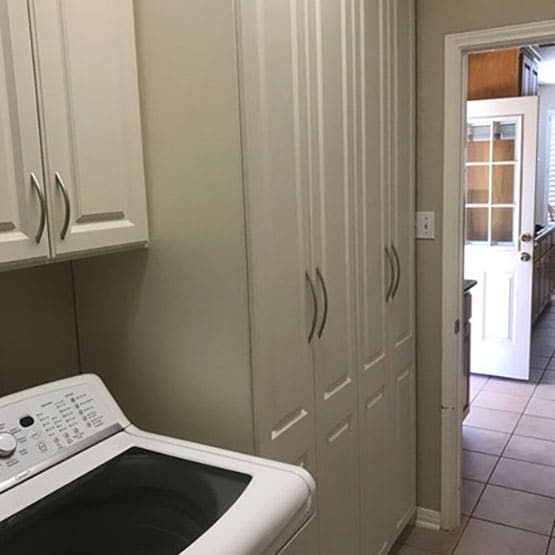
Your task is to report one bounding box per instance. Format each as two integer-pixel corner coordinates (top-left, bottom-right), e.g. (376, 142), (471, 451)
(237, 0), (316, 473)
(0, 1), (48, 267)
(309, 1), (359, 553)
(357, 0), (390, 553)
(388, 0), (416, 539)
(31, 0), (148, 257)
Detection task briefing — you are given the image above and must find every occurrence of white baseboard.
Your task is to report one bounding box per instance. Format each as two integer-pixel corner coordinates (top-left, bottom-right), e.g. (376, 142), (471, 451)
(415, 507), (441, 531)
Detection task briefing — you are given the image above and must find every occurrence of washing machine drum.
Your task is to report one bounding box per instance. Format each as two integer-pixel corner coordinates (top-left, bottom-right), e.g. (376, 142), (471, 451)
(0, 447), (252, 555)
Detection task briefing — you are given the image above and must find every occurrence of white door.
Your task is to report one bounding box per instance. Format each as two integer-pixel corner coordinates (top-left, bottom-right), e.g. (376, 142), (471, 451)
(30, 0), (148, 258)
(0, 1), (49, 267)
(308, 1), (360, 554)
(237, 0), (318, 481)
(356, 0), (390, 553)
(465, 97), (538, 380)
(387, 0), (416, 539)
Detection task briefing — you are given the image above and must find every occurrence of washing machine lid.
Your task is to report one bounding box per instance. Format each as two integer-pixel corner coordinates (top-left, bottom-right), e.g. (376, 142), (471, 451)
(0, 429), (315, 555)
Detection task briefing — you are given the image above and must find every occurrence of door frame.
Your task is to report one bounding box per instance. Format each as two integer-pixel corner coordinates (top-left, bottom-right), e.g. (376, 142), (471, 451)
(441, 19), (555, 530)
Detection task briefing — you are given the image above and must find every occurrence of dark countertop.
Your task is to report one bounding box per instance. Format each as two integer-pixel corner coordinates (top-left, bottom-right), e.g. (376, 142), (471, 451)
(464, 279), (477, 293)
(535, 223), (555, 241)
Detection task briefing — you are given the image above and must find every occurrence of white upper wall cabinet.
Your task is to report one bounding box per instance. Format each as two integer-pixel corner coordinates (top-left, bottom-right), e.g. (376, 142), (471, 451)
(31, 0), (148, 257)
(0, 2), (49, 266)
(0, 0), (148, 270)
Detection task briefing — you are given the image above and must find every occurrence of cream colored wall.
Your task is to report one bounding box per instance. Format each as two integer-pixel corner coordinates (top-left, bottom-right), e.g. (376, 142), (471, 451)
(417, 0), (555, 511)
(0, 264), (79, 396)
(72, 0), (254, 453)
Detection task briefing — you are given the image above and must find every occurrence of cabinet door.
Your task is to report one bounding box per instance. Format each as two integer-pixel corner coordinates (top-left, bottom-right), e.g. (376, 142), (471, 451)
(357, 0), (391, 553)
(0, 1), (49, 267)
(308, 2), (360, 553)
(237, 0), (317, 476)
(30, 0), (148, 258)
(388, 0), (416, 540)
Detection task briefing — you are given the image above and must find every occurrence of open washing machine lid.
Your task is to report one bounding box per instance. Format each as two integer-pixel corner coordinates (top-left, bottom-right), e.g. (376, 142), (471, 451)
(0, 375), (316, 555)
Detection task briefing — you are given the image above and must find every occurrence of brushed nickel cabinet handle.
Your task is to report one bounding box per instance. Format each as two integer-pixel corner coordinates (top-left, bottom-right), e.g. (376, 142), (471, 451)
(316, 267), (328, 338)
(385, 246), (396, 302)
(391, 244), (401, 299)
(55, 172), (71, 240)
(306, 271), (318, 343)
(30, 172), (46, 243)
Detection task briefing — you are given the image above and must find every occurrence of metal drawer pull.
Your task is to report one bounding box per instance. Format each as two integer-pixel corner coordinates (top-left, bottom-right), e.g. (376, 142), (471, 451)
(316, 267), (328, 338)
(30, 173), (46, 243)
(385, 246), (396, 302)
(55, 172), (71, 240)
(305, 271), (318, 343)
(391, 244), (401, 299)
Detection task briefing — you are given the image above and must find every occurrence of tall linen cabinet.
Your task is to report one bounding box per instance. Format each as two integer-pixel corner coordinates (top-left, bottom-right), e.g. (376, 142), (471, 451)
(237, 0), (415, 554)
(73, 1), (415, 554)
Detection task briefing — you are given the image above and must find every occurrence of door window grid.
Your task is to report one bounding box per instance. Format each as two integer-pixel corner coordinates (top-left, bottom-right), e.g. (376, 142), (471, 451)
(465, 117), (522, 246)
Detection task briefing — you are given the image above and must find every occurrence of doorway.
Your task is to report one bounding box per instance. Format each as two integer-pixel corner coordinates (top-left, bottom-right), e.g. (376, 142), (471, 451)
(441, 21), (555, 532)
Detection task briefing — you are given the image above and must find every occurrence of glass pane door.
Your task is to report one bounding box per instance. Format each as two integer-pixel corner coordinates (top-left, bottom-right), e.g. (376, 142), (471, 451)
(465, 118), (521, 246)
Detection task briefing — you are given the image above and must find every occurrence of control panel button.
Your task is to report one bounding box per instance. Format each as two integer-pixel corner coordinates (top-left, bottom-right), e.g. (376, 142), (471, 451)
(0, 433), (17, 458)
(19, 416), (35, 428)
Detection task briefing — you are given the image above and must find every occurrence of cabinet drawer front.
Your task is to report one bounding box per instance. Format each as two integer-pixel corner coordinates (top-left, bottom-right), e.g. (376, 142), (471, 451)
(30, 0), (148, 258)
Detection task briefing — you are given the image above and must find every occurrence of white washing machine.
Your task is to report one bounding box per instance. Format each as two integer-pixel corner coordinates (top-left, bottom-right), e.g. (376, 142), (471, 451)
(0, 374), (316, 555)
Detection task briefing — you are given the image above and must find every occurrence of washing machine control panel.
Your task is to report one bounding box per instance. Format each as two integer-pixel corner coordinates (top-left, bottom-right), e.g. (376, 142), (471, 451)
(0, 379), (122, 493)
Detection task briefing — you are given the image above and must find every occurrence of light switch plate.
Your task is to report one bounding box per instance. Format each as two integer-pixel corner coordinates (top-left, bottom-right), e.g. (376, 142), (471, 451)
(416, 211), (435, 239)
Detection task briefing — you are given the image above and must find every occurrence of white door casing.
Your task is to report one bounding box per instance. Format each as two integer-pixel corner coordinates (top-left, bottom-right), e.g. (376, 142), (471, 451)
(465, 97), (538, 380)
(0, 1), (49, 267)
(442, 21), (555, 531)
(29, 0), (148, 258)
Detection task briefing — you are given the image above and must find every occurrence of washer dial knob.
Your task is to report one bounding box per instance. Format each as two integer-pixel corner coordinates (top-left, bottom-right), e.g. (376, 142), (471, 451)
(0, 432), (17, 458)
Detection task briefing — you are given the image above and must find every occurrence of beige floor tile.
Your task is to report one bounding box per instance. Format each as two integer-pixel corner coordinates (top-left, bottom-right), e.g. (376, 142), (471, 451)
(491, 458), (555, 498)
(453, 518), (548, 555)
(462, 450), (498, 482)
(463, 407), (520, 433)
(526, 397), (555, 419)
(516, 415), (555, 442)
(531, 341), (555, 358)
(504, 435), (555, 466)
(533, 383), (555, 401)
(393, 545), (434, 555)
(531, 356), (551, 370)
(462, 427), (510, 456)
(534, 372), (555, 402)
(484, 378), (535, 398)
(472, 391), (529, 413)
(469, 375), (488, 402)
(474, 485), (555, 535)
(530, 369), (544, 384)
(402, 521), (467, 554)
(549, 540), (555, 554)
(462, 480), (485, 516)
(542, 371), (555, 383)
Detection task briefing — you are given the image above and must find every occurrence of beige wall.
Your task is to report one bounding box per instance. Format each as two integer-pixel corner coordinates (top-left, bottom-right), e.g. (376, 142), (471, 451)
(0, 264), (79, 396)
(73, 0), (254, 453)
(417, 0), (555, 510)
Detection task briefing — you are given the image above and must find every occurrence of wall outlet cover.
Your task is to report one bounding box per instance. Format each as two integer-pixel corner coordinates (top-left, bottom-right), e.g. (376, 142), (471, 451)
(416, 211), (435, 239)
